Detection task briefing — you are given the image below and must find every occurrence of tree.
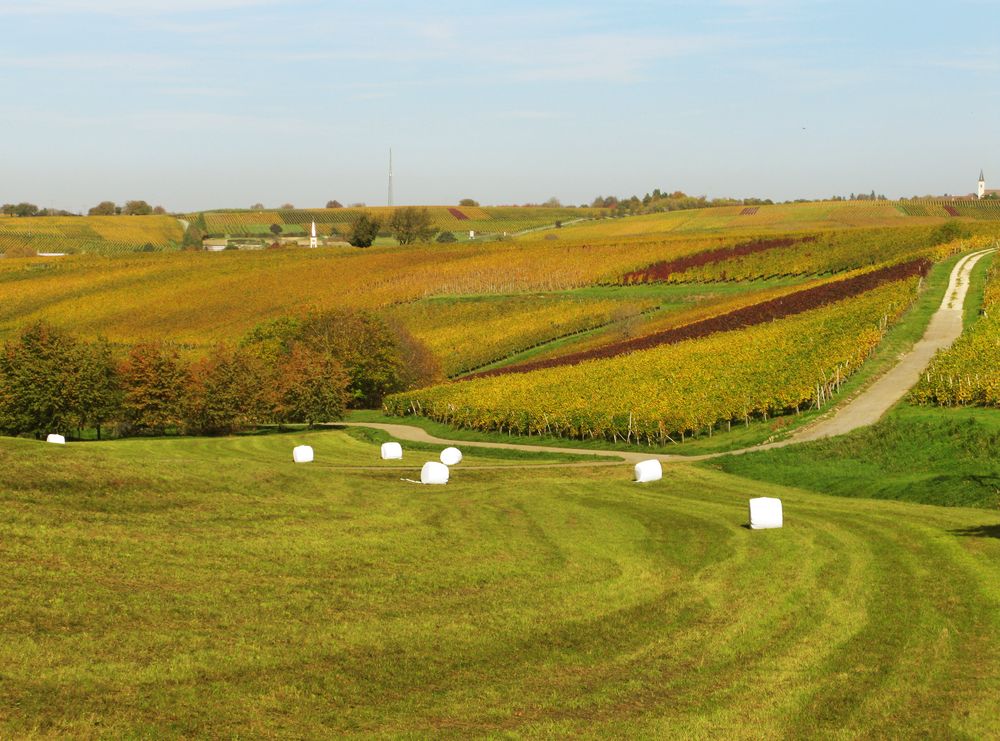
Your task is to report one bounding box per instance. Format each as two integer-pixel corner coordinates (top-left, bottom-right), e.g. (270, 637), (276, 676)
(325, 200), (343, 209)
(347, 213), (381, 247)
(182, 224), (204, 250)
(0, 322), (82, 438)
(459, 198), (479, 207)
(123, 200), (153, 216)
(74, 338), (121, 440)
(152, 205), (167, 215)
(250, 203), (265, 210)
(436, 231), (457, 243)
(387, 206), (435, 245)
(186, 345), (268, 435)
(930, 221), (969, 245)
(240, 309), (441, 409)
(118, 343), (190, 435)
(88, 201), (117, 216)
(542, 196), (562, 208)
(13, 203), (39, 217)
(280, 203), (295, 210)
(273, 344), (350, 426)
(269, 223), (283, 238)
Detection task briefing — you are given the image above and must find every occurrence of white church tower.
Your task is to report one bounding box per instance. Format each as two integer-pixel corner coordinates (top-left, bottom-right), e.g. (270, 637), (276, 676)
(309, 220), (318, 248)
(978, 170), (986, 199)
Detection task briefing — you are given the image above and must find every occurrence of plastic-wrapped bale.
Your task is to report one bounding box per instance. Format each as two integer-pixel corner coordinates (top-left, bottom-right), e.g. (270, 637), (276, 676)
(748, 497), (783, 529)
(440, 447), (463, 466)
(381, 442), (403, 460)
(421, 461), (450, 485)
(292, 445), (314, 464)
(634, 459), (662, 483)
(46, 434), (66, 445)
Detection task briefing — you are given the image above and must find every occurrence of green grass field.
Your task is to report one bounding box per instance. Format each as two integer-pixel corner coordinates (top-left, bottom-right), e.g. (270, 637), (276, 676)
(709, 404), (1000, 508)
(2, 427), (1000, 737)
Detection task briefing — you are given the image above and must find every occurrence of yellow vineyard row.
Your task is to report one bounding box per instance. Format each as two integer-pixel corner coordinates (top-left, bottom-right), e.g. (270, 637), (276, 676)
(385, 278), (920, 443)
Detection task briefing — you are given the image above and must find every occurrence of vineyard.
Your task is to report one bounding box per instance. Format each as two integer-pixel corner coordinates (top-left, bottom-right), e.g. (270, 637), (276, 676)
(469, 260), (930, 379)
(385, 294), (659, 376)
(911, 257), (999, 407)
(385, 278), (920, 443)
(0, 216), (183, 256)
(199, 205), (602, 238)
(897, 200), (1000, 220)
(546, 199), (1000, 244)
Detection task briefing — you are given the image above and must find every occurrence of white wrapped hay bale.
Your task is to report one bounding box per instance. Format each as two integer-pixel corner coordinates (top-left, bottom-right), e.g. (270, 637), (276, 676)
(440, 447), (463, 466)
(292, 445), (314, 463)
(46, 434), (66, 445)
(381, 442), (403, 460)
(634, 459), (662, 483)
(748, 497), (783, 529)
(421, 461), (450, 485)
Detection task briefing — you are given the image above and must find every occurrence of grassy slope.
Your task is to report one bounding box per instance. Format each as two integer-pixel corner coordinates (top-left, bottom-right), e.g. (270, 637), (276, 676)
(964, 249), (995, 327)
(2, 430), (1000, 737)
(708, 404), (1000, 508)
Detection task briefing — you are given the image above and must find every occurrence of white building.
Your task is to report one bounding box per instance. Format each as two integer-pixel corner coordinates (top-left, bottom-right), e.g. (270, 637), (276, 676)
(978, 170), (1000, 199)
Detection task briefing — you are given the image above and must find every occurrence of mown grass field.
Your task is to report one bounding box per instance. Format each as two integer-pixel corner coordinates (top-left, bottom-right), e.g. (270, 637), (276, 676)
(709, 404), (1000, 508)
(2, 427), (1000, 737)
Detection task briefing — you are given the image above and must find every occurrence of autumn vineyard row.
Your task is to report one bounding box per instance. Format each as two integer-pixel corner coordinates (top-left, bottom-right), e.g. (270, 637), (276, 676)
(468, 259), (930, 379)
(385, 277), (920, 443)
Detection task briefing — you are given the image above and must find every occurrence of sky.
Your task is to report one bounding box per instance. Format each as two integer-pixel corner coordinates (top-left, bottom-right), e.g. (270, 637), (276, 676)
(1, 0), (998, 212)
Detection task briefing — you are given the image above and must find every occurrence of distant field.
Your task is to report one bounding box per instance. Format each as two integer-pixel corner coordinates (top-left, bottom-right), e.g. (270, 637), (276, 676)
(0, 215), (183, 256)
(0, 224), (965, 351)
(198, 205), (603, 237)
(542, 199), (1000, 241)
(2, 428), (999, 736)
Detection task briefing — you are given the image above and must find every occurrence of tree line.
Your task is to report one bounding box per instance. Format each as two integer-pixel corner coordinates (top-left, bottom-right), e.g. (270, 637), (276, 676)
(1, 201), (168, 217)
(0, 311), (441, 440)
(1, 203), (77, 217)
(590, 190), (775, 216)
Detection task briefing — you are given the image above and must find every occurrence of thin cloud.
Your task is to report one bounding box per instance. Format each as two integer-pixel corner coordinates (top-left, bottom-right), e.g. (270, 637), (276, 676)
(0, 0), (280, 15)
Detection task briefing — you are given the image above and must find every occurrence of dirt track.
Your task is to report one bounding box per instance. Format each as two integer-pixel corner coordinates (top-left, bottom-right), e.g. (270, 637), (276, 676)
(340, 247), (995, 466)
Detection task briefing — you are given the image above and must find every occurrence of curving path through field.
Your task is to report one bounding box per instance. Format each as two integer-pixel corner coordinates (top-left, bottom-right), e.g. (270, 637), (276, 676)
(340, 247), (996, 465)
(782, 246), (995, 444)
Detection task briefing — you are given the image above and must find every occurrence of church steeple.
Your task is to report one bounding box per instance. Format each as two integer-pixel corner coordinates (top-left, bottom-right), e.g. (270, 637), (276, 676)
(980, 170), (985, 182)
(979, 170), (986, 199)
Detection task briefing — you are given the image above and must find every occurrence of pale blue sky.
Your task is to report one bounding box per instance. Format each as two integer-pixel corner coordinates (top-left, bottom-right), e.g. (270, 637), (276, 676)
(1, 0), (998, 211)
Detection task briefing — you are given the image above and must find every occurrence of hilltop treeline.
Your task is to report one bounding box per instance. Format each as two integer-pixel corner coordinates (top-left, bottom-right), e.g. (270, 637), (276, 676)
(591, 189), (774, 216)
(0, 312), (441, 440)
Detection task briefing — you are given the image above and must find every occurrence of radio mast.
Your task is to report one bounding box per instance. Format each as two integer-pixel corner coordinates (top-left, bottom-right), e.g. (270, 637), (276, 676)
(388, 147), (394, 207)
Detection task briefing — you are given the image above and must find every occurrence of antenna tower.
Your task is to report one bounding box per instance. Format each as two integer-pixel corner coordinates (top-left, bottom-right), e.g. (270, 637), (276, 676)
(388, 148), (394, 207)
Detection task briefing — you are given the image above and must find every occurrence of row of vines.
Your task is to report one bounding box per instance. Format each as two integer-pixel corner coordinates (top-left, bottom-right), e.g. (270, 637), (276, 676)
(385, 278), (920, 444)
(0, 216), (183, 256)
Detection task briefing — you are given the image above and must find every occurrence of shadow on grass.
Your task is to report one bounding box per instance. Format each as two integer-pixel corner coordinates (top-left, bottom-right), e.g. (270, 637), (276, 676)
(950, 524), (1000, 539)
